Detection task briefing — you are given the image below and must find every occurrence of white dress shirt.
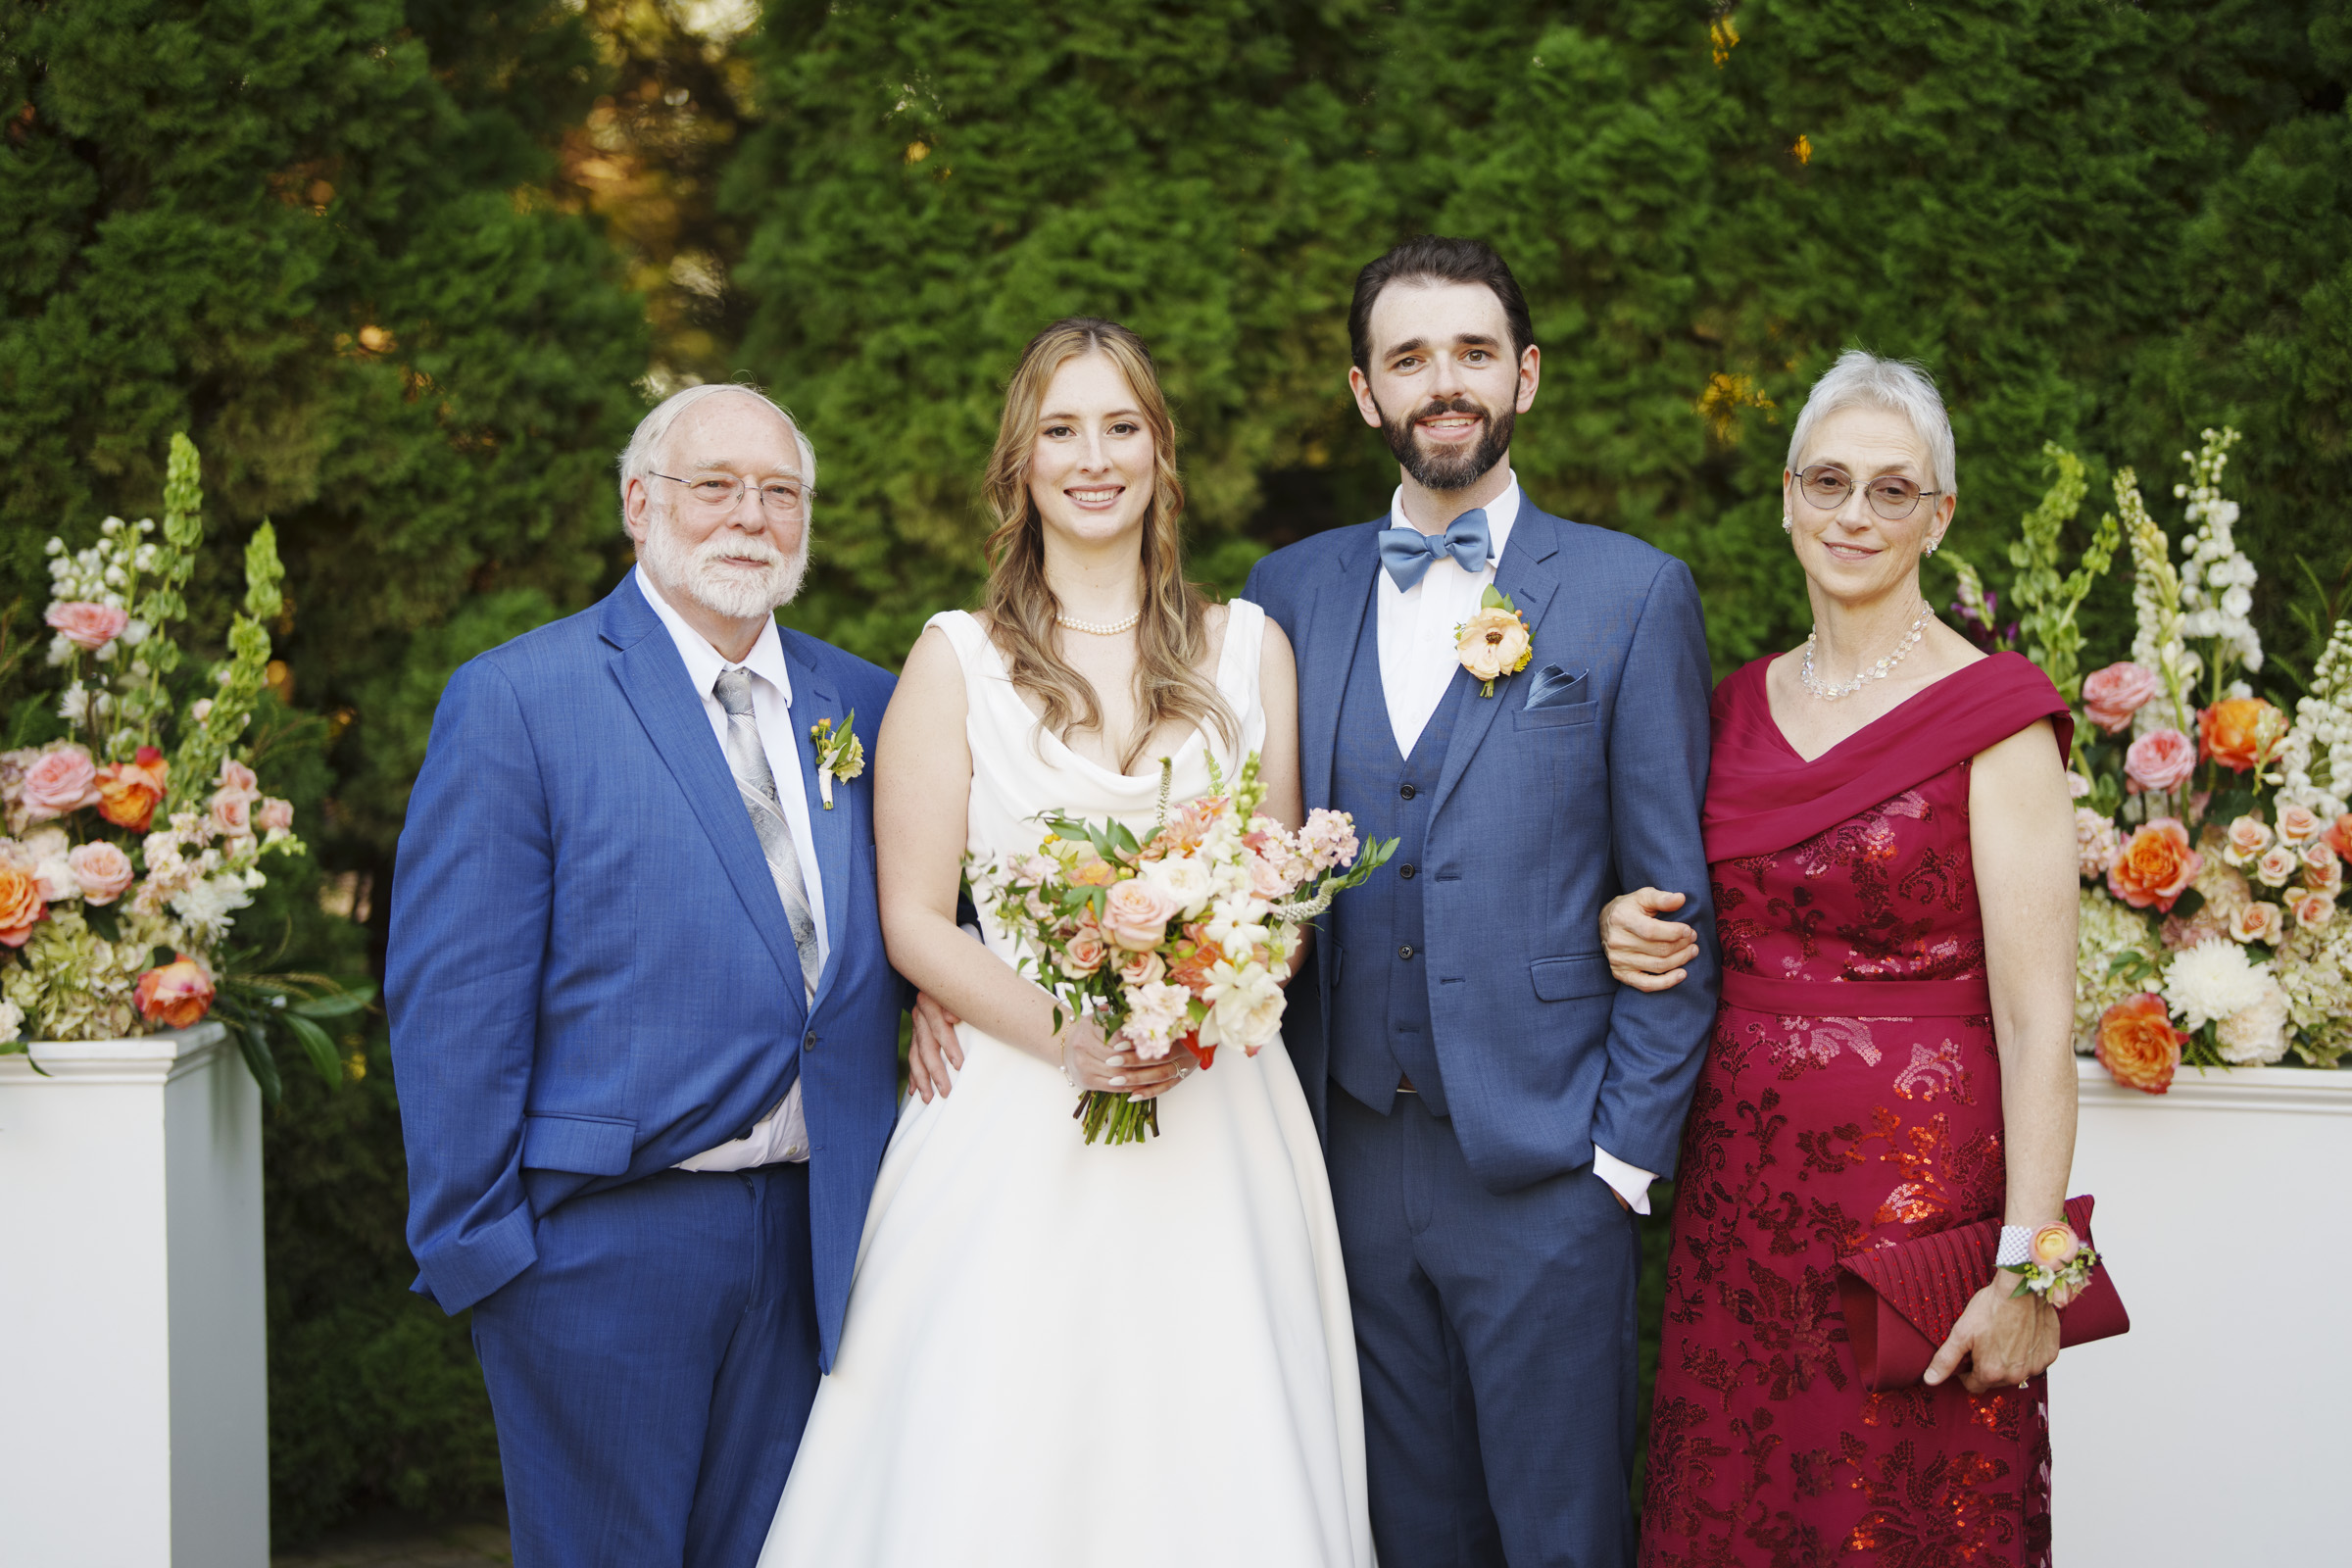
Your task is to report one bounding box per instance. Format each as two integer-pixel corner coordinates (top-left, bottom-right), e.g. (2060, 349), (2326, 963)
(1373, 477), (1657, 1214)
(635, 565), (827, 1170)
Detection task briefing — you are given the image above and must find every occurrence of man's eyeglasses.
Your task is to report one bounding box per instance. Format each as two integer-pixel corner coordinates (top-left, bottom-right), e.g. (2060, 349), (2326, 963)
(651, 471), (809, 516)
(1795, 465), (1941, 521)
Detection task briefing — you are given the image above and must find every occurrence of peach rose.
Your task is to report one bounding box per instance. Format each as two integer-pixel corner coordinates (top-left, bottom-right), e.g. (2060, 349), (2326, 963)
(1062, 927), (1109, 978)
(44, 600), (129, 651)
(68, 840), (134, 904)
(1102, 877), (1182, 952)
(133, 955), (216, 1029)
(2124, 728), (2196, 793)
(2031, 1222), (2082, 1268)
(95, 748), (169, 833)
(256, 796), (295, 834)
(2107, 817), (2201, 911)
(1116, 949), (1166, 988)
(2229, 900), (2282, 945)
(2095, 992), (2183, 1094)
(209, 790), (252, 839)
(20, 745), (100, 820)
(2277, 804), (2323, 845)
(0, 861), (46, 946)
(2254, 845), (2298, 888)
(218, 759), (259, 798)
(2080, 662), (2162, 734)
(2222, 814), (2273, 866)
(2290, 890), (2335, 930)
(1456, 606), (1533, 685)
(2302, 842), (2342, 892)
(1245, 849), (1291, 899)
(2199, 697), (2285, 773)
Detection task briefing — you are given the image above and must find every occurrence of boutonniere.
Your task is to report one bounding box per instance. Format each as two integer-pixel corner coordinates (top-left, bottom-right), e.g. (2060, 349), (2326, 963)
(809, 710), (864, 808)
(1455, 586), (1534, 698)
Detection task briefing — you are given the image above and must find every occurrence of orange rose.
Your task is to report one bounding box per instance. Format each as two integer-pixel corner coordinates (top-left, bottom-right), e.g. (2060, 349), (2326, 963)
(2095, 992), (2184, 1095)
(2107, 817), (2202, 912)
(2198, 697), (2285, 773)
(2327, 813), (2352, 862)
(133, 954), (216, 1029)
(0, 861), (45, 947)
(95, 748), (169, 833)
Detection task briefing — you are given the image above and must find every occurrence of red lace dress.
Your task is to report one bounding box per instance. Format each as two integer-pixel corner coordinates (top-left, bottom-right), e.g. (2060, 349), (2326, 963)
(1639, 654), (2071, 1568)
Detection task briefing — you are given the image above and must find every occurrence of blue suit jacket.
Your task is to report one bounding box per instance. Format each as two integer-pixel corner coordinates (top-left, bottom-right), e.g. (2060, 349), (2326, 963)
(386, 572), (904, 1367)
(1244, 504), (1720, 1193)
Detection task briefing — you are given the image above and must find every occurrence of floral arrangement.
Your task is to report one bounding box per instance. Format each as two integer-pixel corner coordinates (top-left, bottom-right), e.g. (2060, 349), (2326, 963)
(1959, 428), (2351, 1094)
(0, 434), (366, 1099)
(969, 754), (1395, 1143)
(2003, 1220), (2101, 1309)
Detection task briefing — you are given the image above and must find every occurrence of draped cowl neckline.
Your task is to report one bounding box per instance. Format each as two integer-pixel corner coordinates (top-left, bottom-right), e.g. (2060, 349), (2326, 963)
(1702, 651), (2075, 863)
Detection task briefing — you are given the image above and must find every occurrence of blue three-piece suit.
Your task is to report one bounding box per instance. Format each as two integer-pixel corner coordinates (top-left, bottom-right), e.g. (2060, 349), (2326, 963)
(1246, 500), (1720, 1567)
(386, 572), (903, 1566)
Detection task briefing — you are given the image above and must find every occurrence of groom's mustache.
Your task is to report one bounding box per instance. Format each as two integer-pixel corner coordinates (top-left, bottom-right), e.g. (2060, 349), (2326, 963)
(1401, 394), (1492, 433)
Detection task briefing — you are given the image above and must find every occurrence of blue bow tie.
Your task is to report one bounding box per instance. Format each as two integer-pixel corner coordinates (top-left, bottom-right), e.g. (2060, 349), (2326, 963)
(1378, 508), (1492, 592)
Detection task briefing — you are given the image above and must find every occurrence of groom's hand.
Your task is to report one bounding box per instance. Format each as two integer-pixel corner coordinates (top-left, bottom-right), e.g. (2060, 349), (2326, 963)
(908, 992), (965, 1102)
(1600, 888), (1698, 992)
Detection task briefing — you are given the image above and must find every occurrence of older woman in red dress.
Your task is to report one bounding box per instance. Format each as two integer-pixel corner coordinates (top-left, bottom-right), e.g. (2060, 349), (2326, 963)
(1605, 352), (2081, 1567)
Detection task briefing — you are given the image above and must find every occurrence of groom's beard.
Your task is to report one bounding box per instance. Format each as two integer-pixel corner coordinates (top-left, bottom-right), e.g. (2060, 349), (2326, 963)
(640, 507), (808, 620)
(1377, 392), (1515, 494)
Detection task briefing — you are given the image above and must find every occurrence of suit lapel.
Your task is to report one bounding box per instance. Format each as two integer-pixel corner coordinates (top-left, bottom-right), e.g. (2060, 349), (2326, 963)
(781, 634), (854, 1003)
(1431, 509), (1564, 817)
(1299, 525), (1383, 811)
(603, 580), (808, 1014)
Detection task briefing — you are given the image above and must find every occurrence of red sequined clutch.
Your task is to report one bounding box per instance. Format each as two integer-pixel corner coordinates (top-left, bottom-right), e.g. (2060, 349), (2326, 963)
(1838, 1194), (2130, 1392)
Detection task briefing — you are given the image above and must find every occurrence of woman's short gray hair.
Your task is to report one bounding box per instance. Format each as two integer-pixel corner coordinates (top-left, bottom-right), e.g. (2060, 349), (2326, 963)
(617, 382), (817, 522)
(1787, 350), (1956, 496)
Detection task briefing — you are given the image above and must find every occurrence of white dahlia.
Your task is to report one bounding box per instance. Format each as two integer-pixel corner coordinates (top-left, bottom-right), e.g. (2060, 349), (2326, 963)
(2215, 975), (2290, 1065)
(2162, 938), (2271, 1032)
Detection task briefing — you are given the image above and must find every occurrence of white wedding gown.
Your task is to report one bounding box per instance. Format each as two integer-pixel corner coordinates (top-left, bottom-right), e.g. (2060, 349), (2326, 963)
(760, 604), (1373, 1568)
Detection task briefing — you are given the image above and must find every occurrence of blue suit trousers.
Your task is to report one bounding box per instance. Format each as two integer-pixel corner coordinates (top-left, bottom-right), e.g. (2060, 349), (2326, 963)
(1328, 1091), (1640, 1568)
(469, 1165), (818, 1568)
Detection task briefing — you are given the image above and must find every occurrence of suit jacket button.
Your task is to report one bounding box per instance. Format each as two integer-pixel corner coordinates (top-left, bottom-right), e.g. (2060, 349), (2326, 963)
(804, 1030), (818, 1051)
(1398, 783), (1417, 800)
(1398, 945), (1414, 959)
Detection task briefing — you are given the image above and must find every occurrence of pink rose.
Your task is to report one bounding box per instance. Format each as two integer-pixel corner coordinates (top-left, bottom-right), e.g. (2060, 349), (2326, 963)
(2124, 727), (2196, 794)
(44, 600), (129, 651)
(1062, 928), (1109, 978)
(2277, 804), (2323, 846)
(20, 745), (100, 820)
(257, 797), (294, 834)
(2081, 662), (2162, 734)
(68, 841), (134, 905)
(2229, 901), (2282, 945)
(217, 760), (258, 799)
(1116, 949), (1166, 987)
(2302, 842), (2342, 892)
(2290, 891), (2335, 930)
(2222, 815), (2273, 866)
(1102, 877), (1183, 953)
(1245, 849), (1291, 899)
(209, 790), (252, 838)
(2255, 846), (2298, 889)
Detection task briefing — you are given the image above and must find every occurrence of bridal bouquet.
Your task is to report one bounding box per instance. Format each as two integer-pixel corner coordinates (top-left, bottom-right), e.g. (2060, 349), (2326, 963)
(0, 434), (367, 1101)
(1951, 427), (2352, 1091)
(970, 753), (1395, 1144)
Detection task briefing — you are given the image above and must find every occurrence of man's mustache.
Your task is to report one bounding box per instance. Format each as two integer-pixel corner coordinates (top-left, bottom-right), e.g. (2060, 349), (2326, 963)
(1405, 395), (1491, 430)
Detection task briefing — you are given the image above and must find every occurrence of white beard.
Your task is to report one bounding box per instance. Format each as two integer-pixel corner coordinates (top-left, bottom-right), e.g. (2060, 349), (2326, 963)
(640, 507), (808, 620)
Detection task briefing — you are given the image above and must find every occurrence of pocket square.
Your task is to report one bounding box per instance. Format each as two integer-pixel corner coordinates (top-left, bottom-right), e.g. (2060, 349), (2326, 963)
(1524, 664), (1588, 710)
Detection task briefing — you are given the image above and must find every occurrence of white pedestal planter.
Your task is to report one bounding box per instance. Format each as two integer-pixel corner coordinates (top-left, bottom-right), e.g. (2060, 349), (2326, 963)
(2052, 1055), (2352, 1566)
(0, 1023), (269, 1568)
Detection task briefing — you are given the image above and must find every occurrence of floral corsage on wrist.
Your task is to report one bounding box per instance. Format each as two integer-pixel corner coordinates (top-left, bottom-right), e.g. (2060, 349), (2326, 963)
(809, 710), (864, 808)
(2003, 1220), (2100, 1309)
(1456, 586), (1534, 698)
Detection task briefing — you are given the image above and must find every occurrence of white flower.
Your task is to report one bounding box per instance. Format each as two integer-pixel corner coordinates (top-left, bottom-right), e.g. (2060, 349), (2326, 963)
(2214, 975), (2290, 1065)
(0, 998), (23, 1041)
(2075, 808), (2121, 881)
(1119, 980), (1193, 1059)
(2163, 938), (2272, 1031)
(1197, 961), (1286, 1054)
(169, 872), (253, 941)
(1138, 853), (1213, 917)
(2174, 427), (2262, 674)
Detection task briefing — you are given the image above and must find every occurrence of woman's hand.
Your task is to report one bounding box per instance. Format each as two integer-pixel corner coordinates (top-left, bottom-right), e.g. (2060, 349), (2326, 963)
(1924, 1276), (2061, 1394)
(906, 992), (965, 1102)
(1064, 1018), (1191, 1100)
(1601, 888), (1698, 991)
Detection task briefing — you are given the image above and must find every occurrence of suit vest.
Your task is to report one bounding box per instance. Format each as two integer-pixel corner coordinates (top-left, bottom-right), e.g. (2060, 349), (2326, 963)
(1325, 574), (1472, 1117)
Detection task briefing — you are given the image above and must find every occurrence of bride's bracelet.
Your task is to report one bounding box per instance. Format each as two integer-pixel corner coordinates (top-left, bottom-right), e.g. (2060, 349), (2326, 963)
(1059, 1035), (1078, 1090)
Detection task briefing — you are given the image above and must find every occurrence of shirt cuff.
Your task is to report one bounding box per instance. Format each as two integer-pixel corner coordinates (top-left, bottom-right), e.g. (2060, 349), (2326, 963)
(1592, 1145), (1656, 1216)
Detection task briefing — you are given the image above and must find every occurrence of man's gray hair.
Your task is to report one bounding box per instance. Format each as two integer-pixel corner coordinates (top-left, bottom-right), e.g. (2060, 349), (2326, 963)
(617, 382), (817, 522)
(1787, 350), (1956, 496)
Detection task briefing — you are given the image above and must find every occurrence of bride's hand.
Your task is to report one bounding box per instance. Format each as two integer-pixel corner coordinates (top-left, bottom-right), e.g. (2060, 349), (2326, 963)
(1601, 888), (1698, 992)
(1062, 1019), (1191, 1100)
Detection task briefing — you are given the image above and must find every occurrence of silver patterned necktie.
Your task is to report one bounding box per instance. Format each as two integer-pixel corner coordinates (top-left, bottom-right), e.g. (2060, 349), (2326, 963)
(712, 666), (821, 996)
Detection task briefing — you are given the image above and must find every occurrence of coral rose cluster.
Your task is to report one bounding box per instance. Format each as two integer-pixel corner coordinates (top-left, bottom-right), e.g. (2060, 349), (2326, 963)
(2094, 993), (2183, 1094)
(2106, 818), (2200, 911)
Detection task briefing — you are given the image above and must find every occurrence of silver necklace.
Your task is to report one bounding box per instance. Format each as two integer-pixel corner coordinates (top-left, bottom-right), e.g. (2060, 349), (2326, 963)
(1055, 610), (1141, 637)
(1801, 605), (1933, 701)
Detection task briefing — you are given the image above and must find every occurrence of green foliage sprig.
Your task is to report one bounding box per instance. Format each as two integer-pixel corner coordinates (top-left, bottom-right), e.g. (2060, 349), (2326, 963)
(2003, 445), (2119, 704)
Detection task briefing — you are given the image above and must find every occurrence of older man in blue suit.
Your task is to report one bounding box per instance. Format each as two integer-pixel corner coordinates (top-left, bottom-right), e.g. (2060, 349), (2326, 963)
(388, 385), (916, 1568)
(1244, 236), (1720, 1567)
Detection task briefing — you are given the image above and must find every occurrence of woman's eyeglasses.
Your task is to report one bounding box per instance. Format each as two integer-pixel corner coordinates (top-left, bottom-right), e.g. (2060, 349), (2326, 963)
(1795, 465), (1941, 521)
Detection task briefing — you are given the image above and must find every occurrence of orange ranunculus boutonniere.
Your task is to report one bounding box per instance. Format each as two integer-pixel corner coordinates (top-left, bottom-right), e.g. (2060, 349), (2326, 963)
(1456, 587), (1534, 698)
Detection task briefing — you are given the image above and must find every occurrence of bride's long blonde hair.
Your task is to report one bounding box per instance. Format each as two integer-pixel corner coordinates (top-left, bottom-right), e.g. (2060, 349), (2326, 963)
(979, 318), (1235, 772)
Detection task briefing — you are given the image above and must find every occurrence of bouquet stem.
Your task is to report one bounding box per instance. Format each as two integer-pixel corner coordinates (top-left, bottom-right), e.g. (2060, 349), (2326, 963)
(1074, 1090), (1160, 1145)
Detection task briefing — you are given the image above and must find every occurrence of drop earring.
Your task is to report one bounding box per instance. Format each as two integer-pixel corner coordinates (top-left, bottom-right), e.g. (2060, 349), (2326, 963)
(1782, 514), (1793, 534)
(1926, 535), (1942, 556)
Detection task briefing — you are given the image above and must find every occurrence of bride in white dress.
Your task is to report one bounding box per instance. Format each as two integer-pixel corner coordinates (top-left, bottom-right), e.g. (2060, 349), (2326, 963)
(760, 318), (1373, 1568)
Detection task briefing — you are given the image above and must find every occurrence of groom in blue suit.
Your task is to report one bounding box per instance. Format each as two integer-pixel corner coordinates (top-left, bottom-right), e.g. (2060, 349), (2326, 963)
(1245, 236), (1720, 1566)
(388, 385), (910, 1567)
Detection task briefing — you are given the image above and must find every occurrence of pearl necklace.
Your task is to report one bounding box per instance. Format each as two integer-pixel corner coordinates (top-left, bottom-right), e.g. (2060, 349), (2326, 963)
(1800, 605), (1933, 702)
(1055, 610), (1141, 637)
